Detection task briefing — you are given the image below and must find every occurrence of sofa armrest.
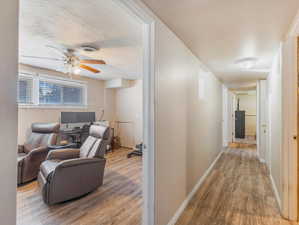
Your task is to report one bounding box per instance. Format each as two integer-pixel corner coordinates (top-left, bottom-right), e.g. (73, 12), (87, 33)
(27, 146), (48, 156)
(57, 157), (105, 168)
(18, 145), (25, 153)
(48, 143), (78, 150)
(46, 149), (80, 161)
(25, 146), (49, 162)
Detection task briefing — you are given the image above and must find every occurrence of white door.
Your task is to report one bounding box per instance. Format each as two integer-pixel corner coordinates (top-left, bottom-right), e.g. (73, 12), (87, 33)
(281, 37), (298, 220)
(257, 80), (268, 162)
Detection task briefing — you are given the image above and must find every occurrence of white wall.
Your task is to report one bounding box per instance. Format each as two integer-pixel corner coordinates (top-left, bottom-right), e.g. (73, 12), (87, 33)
(0, 0), (18, 224)
(154, 18), (223, 225)
(186, 68), (223, 193)
(115, 80), (143, 148)
(267, 48), (283, 200)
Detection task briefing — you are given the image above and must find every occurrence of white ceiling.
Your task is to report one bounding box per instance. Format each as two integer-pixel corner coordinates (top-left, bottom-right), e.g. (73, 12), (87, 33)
(142, 0), (299, 85)
(19, 0), (143, 80)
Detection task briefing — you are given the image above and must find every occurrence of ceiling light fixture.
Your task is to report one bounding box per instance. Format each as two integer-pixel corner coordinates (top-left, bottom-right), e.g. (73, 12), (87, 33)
(74, 67), (81, 75)
(80, 45), (99, 52)
(235, 57), (259, 70)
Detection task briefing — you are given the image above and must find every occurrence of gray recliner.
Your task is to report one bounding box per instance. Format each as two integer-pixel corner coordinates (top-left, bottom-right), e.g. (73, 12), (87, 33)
(18, 123), (60, 185)
(38, 125), (109, 205)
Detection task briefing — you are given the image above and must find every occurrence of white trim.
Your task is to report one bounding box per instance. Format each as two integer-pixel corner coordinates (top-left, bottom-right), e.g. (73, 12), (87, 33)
(281, 37), (298, 220)
(167, 151), (223, 225)
(19, 72), (87, 85)
(222, 85), (229, 147)
(18, 104), (88, 109)
(270, 173), (282, 210)
(256, 81), (260, 157)
(39, 74), (87, 86)
(286, 9), (299, 38)
(112, 1), (156, 225)
(19, 72), (35, 79)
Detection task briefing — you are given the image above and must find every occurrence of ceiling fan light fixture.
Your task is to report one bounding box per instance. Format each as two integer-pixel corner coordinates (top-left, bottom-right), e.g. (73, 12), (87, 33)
(235, 57), (259, 70)
(74, 67), (81, 75)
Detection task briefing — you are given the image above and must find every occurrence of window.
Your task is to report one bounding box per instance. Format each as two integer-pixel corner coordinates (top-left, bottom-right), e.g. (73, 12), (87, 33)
(18, 73), (86, 107)
(39, 80), (83, 105)
(17, 76), (33, 104)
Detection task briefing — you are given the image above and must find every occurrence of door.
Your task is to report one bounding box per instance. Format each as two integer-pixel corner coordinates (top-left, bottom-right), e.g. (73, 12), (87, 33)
(235, 110), (245, 139)
(281, 36), (298, 220)
(257, 80), (268, 162)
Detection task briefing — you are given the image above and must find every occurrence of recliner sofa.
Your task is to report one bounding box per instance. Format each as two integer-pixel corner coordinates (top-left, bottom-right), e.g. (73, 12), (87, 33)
(38, 125), (109, 204)
(18, 123), (60, 185)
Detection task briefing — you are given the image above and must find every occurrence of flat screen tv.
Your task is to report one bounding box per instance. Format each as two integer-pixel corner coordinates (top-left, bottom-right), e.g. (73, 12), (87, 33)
(61, 112), (96, 124)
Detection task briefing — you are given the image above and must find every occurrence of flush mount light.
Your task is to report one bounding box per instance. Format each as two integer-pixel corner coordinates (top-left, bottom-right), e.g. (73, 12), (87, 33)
(79, 45), (99, 52)
(235, 57), (259, 70)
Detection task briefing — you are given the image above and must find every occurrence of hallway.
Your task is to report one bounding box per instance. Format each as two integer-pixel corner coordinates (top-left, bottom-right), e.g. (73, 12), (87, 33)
(175, 148), (295, 225)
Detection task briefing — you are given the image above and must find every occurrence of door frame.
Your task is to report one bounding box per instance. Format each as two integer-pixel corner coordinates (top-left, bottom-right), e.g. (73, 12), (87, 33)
(222, 85), (229, 147)
(281, 37), (298, 220)
(222, 87), (236, 146)
(112, 1), (156, 224)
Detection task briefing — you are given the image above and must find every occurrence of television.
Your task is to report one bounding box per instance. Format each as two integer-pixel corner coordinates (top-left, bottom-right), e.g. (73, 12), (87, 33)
(61, 112), (96, 124)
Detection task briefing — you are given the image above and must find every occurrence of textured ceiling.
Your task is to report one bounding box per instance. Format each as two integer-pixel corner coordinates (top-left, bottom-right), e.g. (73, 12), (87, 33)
(19, 0), (143, 80)
(141, 0), (299, 85)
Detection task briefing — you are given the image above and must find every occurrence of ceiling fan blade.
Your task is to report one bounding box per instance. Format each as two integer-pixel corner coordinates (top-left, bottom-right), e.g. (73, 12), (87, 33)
(21, 55), (64, 61)
(80, 59), (106, 65)
(79, 64), (101, 73)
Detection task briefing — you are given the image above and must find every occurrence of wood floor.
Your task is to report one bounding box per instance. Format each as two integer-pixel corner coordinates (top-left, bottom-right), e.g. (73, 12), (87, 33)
(228, 142), (257, 150)
(229, 137), (257, 149)
(176, 148), (297, 225)
(17, 148), (142, 225)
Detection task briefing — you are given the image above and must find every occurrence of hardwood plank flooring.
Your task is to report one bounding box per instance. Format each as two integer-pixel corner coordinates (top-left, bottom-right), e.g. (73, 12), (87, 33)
(228, 142), (257, 150)
(17, 148), (142, 225)
(176, 148), (297, 225)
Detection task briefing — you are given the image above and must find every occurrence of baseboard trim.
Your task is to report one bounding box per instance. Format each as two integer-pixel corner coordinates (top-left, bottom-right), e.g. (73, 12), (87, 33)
(167, 151), (223, 225)
(269, 173), (281, 210)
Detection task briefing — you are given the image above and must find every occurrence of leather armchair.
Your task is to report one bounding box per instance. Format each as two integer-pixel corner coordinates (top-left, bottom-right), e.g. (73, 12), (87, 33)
(38, 125), (109, 205)
(18, 123), (60, 185)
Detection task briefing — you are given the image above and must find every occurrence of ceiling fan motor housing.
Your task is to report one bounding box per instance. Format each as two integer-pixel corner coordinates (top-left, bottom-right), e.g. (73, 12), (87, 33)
(80, 45), (99, 52)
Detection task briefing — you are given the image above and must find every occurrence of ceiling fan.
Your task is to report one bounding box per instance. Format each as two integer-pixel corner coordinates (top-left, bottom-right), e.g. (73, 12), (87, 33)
(21, 45), (106, 75)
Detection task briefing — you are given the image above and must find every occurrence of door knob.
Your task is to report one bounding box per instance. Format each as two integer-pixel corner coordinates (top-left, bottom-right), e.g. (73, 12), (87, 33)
(293, 135), (297, 140)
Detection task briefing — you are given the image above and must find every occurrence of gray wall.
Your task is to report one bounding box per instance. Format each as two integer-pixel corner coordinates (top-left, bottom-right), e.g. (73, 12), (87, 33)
(0, 0), (18, 224)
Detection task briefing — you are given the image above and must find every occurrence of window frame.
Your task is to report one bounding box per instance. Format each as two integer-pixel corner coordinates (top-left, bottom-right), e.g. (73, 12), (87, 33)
(18, 72), (88, 109)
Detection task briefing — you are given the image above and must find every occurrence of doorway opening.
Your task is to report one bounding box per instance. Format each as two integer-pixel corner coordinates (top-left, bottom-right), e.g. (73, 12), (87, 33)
(16, 0), (155, 225)
(228, 89), (257, 150)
